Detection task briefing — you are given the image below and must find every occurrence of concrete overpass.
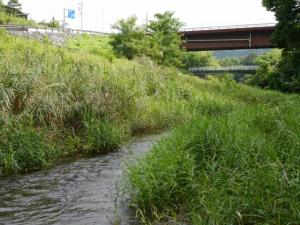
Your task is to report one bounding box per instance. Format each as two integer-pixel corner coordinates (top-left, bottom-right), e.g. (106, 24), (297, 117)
(181, 24), (276, 51)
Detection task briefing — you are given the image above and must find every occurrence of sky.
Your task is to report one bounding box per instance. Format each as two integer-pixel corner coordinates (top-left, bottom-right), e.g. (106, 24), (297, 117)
(4, 0), (276, 32)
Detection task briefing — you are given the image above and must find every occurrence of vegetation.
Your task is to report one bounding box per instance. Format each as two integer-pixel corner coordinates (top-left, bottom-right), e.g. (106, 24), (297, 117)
(0, 11), (36, 26)
(126, 76), (300, 224)
(0, 30), (211, 176)
(0, 1), (36, 26)
(182, 51), (220, 69)
(38, 17), (60, 28)
(246, 49), (282, 88)
(110, 11), (184, 68)
(219, 53), (258, 66)
(67, 34), (115, 61)
(262, 0), (300, 93)
(7, 0), (22, 10)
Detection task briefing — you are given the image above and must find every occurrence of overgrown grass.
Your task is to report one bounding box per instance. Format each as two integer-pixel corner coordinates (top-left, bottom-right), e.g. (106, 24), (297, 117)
(126, 75), (300, 224)
(67, 34), (116, 61)
(0, 30), (205, 176)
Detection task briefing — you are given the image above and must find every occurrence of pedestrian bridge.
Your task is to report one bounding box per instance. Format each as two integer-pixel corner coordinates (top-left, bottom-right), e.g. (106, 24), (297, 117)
(189, 65), (258, 76)
(181, 24), (276, 51)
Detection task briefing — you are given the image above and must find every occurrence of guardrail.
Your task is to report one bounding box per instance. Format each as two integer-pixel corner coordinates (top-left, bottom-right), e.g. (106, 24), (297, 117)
(0, 25), (108, 36)
(182, 23), (276, 32)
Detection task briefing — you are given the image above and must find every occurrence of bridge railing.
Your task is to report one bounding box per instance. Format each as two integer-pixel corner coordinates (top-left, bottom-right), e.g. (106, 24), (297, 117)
(189, 65), (259, 72)
(182, 23), (276, 32)
(0, 25), (108, 36)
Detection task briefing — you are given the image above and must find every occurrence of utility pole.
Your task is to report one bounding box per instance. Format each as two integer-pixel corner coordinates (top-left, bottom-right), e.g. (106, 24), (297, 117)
(102, 8), (105, 33)
(63, 8), (66, 29)
(78, 0), (83, 30)
(146, 11), (149, 27)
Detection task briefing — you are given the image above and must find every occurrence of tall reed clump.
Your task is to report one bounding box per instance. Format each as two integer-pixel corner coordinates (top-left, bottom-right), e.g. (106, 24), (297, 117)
(0, 30), (206, 176)
(126, 79), (300, 224)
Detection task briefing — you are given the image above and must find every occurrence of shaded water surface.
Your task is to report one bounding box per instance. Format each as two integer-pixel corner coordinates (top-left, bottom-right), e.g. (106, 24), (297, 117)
(0, 134), (162, 225)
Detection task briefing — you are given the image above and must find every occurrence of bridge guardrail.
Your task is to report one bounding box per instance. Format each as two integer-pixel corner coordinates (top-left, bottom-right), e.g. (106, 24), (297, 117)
(182, 23), (276, 32)
(189, 65), (259, 72)
(0, 25), (108, 36)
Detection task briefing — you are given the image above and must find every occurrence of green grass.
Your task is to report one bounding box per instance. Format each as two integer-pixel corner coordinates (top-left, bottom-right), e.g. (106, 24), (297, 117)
(126, 76), (300, 224)
(0, 30), (206, 176)
(67, 34), (116, 61)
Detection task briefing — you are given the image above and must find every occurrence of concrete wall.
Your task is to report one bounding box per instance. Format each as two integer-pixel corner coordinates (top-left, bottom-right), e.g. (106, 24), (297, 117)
(7, 30), (77, 46)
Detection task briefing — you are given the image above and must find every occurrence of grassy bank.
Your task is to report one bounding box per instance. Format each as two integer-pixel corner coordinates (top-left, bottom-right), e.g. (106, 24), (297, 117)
(0, 30), (210, 176)
(126, 77), (300, 224)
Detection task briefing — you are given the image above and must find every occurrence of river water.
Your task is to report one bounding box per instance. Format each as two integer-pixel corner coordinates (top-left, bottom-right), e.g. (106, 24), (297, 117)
(0, 134), (162, 225)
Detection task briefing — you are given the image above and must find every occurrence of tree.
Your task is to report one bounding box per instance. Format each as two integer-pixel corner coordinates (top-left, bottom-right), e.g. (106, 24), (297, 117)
(262, 0), (300, 92)
(245, 49), (282, 88)
(182, 52), (220, 69)
(241, 53), (258, 65)
(7, 0), (22, 10)
(110, 12), (185, 68)
(48, 17), (60, 28)
(110, 16), (148, 59)
(148, 11), (184, 68)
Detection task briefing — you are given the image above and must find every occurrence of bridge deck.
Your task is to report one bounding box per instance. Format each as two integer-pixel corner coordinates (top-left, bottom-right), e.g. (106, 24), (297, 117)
(181, 24), (276, 51)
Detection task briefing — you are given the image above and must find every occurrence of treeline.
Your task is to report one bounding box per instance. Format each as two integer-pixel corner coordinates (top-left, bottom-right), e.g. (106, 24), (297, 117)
(109, 12), (220, 70)
(109, 2), (299, 93)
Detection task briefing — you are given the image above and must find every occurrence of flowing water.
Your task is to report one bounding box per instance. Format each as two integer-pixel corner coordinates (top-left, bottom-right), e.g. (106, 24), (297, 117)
(0, 134), (163, 225)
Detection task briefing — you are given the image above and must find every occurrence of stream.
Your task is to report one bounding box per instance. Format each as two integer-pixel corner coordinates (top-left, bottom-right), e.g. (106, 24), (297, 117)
(0, 134), (163, 225)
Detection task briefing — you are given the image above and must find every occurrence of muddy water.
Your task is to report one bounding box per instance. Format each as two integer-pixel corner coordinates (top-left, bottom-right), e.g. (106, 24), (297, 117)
(0, 134), (163, 225)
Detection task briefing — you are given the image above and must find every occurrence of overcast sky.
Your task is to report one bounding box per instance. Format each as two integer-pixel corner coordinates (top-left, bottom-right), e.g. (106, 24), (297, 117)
(4, 0), (276, 32)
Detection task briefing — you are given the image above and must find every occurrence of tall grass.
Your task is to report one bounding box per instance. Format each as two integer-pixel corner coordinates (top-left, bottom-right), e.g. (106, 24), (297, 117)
(0, 30), (205, 176)
(126, 76), (300, 224)
(67, 34), (116, 61)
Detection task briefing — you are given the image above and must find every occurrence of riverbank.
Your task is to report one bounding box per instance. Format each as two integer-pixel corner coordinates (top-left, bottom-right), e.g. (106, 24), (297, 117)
(126, 78), (300, 224)
(0, 30), (210, 177)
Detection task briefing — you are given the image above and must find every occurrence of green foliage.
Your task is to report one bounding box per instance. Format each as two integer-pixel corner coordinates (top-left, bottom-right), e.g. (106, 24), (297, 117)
(110, 12), (184, 68)
(219, 53), (258, 66)
(0, 11), (35, 26)
(219, 57), (242, 66)
(83, 119), (125, 155)
(262, 0), (300, 93)
(246, 49), (282, 88)
(182, 51), (220, 69)
(147, 11), (184, 68)
(67, 34), (115, 61)
(110, 16), (148, 59)
(126, 78), (300, 224)
(38, 17), (60, 28)
(0, 31), (214, 176)
(7, 0), (21, 10)
(0, 121), (59, 175)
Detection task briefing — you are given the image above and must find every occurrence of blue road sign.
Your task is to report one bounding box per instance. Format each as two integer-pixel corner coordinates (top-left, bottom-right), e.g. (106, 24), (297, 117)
(68, 9), (75, 19)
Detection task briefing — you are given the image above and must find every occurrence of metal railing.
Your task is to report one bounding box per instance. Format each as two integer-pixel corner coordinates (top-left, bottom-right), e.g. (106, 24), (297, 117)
(0, 25), (108, 36)
(182, 23), (276, 32)
(189, 65), (258, 72)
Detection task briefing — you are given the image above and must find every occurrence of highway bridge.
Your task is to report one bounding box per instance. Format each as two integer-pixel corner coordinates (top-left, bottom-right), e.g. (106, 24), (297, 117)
(181, 24), (276, 51)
